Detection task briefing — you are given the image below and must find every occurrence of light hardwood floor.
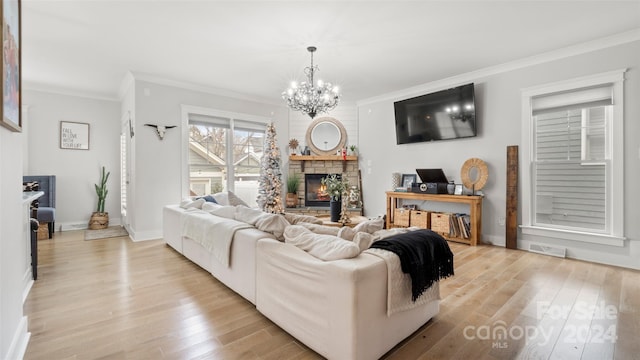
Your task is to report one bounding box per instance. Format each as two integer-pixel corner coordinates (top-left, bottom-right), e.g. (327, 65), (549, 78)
(24, 230), (639, 359)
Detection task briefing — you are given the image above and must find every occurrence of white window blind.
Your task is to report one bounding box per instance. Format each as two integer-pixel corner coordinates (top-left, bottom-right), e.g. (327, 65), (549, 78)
(521, 69), (625, 245)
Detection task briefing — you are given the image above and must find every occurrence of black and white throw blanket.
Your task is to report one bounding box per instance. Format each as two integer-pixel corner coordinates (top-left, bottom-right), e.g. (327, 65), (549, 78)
(370, 229), (454, 301)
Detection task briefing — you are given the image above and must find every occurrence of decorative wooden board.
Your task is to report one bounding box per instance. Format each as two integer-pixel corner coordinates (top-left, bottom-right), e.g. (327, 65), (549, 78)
(506, 146), (518, 249)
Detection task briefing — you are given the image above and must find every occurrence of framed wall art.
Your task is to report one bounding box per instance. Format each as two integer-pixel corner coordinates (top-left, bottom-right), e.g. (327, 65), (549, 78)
(0, 0), (21, 132)
(60, 121), (90, 150)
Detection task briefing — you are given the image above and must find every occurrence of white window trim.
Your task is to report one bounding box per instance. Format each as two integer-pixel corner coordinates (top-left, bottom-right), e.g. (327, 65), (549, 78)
(180, 105), (271, 197)
(520, 69), (626, 246)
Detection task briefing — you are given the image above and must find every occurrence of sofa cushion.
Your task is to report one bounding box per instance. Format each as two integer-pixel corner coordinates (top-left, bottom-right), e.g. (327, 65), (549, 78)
(284, 225), (360, 261)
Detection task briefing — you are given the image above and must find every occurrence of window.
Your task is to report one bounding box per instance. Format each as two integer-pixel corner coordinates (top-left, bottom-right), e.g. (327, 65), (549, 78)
(182, 107), (268, 207)
(521, 70), (625, 246)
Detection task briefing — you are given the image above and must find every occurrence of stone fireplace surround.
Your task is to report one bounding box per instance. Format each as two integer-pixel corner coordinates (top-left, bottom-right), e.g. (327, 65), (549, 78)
(287, 157), (361, 216)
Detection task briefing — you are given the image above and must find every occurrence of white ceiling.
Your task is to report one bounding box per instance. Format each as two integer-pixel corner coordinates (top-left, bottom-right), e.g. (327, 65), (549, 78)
(22, 1), (640, 103)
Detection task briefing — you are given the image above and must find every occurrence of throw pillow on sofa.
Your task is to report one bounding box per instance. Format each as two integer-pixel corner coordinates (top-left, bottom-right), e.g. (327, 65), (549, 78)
(283, 212), (323, 225)
(284, 225), (360, 261)
(196, 195), (217, 203)
(234, 206), (288, 240)
(207, 205), (236, 219)
(227, 191), (249, 207)
(180, 198), (205, 209)
(212, 191), (249, 207)
(353, 216), (385, 234)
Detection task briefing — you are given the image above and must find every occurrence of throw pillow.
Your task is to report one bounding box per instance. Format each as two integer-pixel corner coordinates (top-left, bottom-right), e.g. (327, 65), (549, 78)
(353, 217), (385, 234)
(208, 205), (236, 219)
(283, 212), (323, 225)
(197, 195), (217, 203)
(284, 225), (360, 261)
(227, 191), (249, 207)
(212, 192), (229, 205)
(180, 198), (205, 209)
(298, 223), (340, 236)
(202, 201), (222, 212)
(337, 226), (356, 241)
(234, 206), (288, 240)
(353, 232), (375, 252)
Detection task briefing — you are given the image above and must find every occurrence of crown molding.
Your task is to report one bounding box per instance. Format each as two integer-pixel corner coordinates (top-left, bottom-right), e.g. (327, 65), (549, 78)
(127, 71), (283, 107)
(357, 28), (640, 106)
(23, 82), (119, 102)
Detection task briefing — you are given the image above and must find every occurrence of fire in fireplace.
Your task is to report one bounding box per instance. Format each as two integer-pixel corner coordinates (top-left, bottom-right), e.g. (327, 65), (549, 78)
(304, 173), (338, 207)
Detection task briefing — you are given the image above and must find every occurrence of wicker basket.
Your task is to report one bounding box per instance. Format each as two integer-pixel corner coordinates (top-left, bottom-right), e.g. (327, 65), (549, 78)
(89, 212), (109, 230)
(393, 208), (411, 227)
(431, 212), (450, 234)
(410, 210), (431, 229)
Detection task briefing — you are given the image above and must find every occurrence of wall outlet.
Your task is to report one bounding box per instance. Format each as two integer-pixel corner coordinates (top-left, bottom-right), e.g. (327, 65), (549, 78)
(498, 217), (506, 226)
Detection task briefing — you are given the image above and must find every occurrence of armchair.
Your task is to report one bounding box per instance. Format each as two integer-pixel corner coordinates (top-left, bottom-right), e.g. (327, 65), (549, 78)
(23, 175), (56, 238)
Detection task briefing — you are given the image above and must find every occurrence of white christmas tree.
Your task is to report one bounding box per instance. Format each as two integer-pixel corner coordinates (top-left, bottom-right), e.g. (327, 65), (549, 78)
(257, 122), (284, 213)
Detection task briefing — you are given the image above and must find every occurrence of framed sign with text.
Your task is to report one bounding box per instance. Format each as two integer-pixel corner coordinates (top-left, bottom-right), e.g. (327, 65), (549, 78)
(60, 121), (90, 150)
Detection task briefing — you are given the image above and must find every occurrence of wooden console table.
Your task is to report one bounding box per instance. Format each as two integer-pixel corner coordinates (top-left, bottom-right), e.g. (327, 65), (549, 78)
(385, 191), (483, 246)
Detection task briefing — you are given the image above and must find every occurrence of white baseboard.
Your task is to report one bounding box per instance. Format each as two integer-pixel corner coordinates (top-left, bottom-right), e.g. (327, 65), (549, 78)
(129, 228), (163, 242)
(22, 268), (34, 304)
(60, 217), (122, 232)
(5, 316), (30, 360)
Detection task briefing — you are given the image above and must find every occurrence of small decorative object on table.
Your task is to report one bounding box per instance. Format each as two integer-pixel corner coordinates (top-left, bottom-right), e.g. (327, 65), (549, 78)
(288, 138), (299, 155)
(339, 189), (351, 225)
(349, 145), (357, 156)
(391, 172), (401, 189)
(348, 185), (361, 208)
(447, 180), (455, 195)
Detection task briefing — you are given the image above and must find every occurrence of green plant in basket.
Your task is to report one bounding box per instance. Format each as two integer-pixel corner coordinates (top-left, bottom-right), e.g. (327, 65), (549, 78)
(95, 166), (110, 213)
(287, 174), (300, 194)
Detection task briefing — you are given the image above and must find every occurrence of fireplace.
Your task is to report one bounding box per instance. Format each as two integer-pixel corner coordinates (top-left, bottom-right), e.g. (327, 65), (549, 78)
(305, 174), (336, 207)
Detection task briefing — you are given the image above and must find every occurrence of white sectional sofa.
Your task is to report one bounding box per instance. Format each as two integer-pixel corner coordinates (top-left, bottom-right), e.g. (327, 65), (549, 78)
(162, 201), (442, 359)
(163, 204), (276, 304)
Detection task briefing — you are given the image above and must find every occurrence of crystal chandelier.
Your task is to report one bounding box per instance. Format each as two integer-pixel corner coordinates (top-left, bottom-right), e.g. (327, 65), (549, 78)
(282, 46), (340, 119)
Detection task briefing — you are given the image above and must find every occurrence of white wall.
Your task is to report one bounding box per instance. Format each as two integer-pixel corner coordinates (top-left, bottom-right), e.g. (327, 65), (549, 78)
(22, 90), (121, 230)
(357, 39), (640, 269)
(0, 125), (29, 359)
(123, 78), (290, 240)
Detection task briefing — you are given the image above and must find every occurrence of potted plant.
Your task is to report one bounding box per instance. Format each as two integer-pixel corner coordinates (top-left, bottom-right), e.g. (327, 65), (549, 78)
(286, 174), (300, 208)
(349, 144), (357, 156)
(321, 174), (349, 222)
(89, 166), (110, 230)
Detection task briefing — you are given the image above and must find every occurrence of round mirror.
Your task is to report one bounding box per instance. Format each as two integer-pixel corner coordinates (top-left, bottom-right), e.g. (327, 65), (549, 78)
(305, 117), (347, 155)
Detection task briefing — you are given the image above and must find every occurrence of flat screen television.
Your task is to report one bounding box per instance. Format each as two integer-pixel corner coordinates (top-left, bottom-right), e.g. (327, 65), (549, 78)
(394, 83), (476, 144)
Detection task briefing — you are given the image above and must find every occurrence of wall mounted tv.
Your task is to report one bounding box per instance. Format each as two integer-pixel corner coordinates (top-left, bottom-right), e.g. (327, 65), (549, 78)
(394, 83), (476, 144)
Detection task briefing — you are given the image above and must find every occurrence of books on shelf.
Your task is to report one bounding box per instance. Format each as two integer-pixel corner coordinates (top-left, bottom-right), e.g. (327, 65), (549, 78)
(447, 213), (471, 239)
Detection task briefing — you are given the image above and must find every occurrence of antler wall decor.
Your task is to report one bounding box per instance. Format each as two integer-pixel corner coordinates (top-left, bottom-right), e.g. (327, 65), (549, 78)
(144, 124), (176, 140)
